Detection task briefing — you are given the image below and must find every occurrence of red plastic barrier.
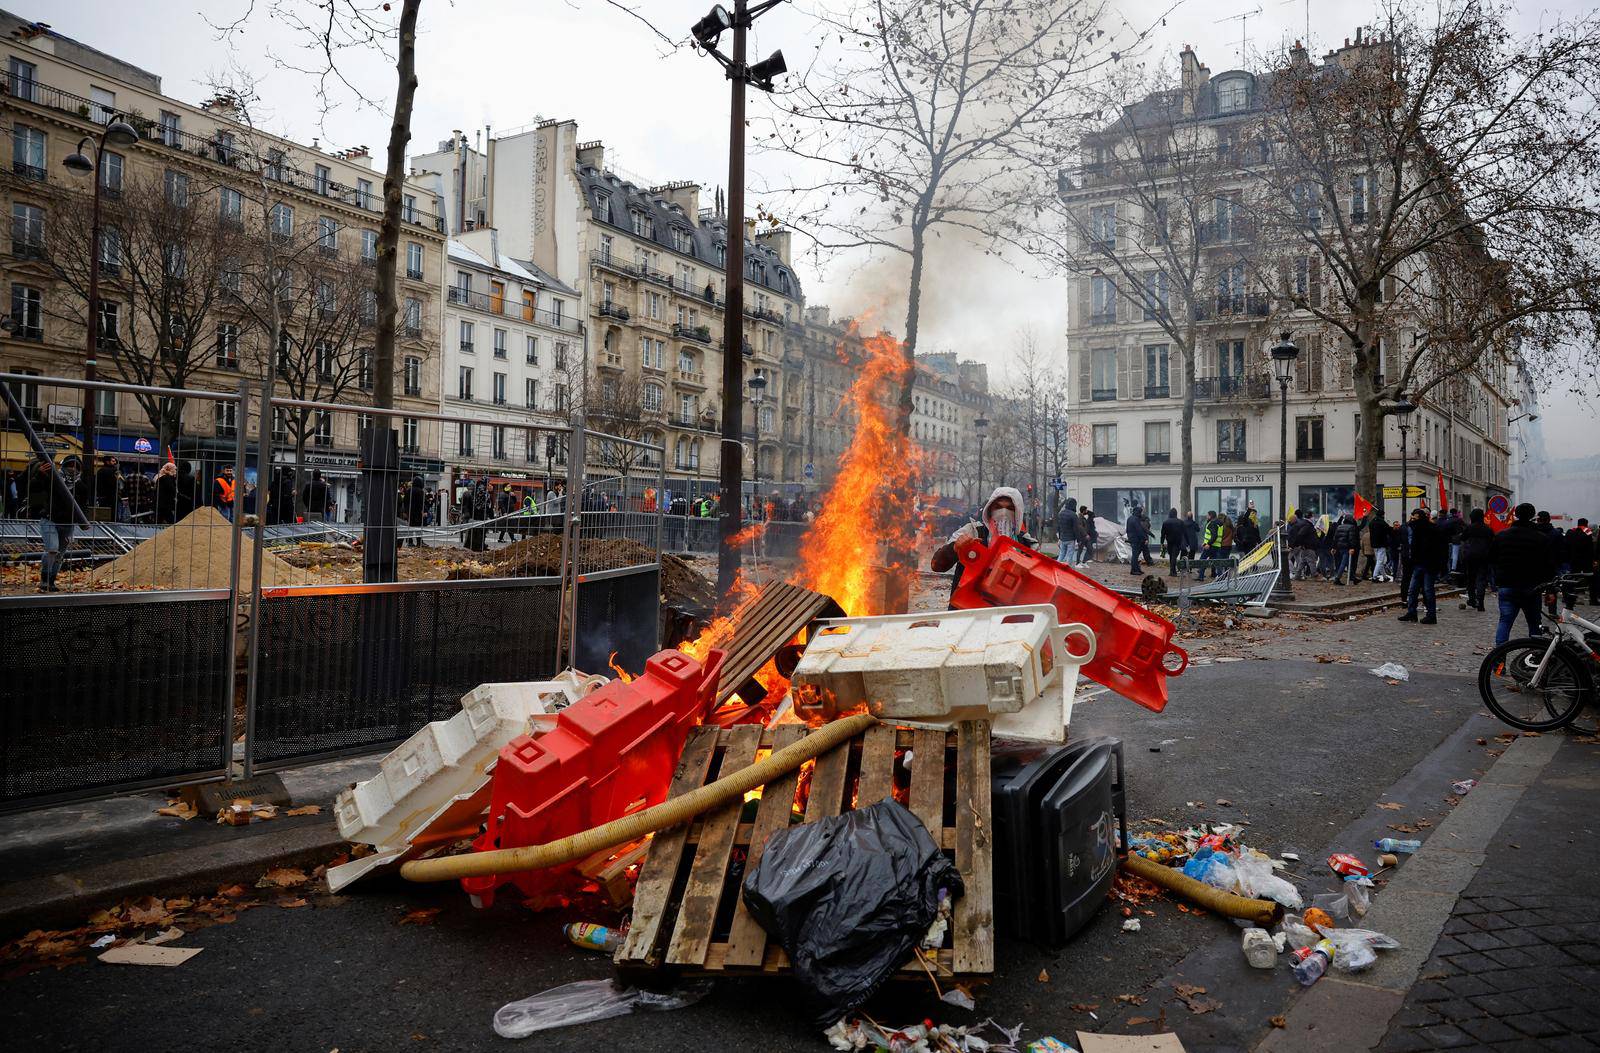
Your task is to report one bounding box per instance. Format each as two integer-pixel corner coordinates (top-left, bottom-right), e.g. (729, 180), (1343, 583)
(950, 535), (1187, 713)
(461, 647), (727, 906)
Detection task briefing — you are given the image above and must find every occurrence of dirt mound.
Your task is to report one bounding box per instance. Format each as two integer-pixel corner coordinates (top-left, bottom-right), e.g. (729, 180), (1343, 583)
(445, 534), (715, 609)
(89, 507), (310, 591)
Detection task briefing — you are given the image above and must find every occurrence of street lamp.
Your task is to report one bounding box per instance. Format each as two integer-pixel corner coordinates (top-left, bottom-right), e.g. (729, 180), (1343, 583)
(748, 371), (767, 511)
(62, 117), (139, 474)
(1269, 331), (1299, 601)
(1394, 396), (1418, 520)
(692, 0), (788, 603)
(974, 415), (990, 505)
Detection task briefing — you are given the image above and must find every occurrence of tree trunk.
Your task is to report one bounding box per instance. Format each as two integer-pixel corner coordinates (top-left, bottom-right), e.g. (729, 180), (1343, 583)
(896, 219), (927, 434)
(372, 0), (421, 423)
(1179, 343), (1196, 516)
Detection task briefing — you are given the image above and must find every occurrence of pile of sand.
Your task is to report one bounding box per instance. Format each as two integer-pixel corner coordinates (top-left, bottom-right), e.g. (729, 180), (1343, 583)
(446, 534), (715, 610)
(90, 507), (310, 591)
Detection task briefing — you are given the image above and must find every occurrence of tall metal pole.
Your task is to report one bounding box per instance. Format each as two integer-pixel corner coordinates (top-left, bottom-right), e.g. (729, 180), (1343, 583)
(82, 140), (105, 473)
(977, 435), (985, 503)
(716, 0), (749, 604)
(1400, 425), (1410, 521)
(1272, 375), (1293, 600)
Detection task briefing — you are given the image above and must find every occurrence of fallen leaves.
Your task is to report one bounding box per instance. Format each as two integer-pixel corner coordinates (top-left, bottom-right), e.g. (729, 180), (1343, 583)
(1269, 1015), (1287, 1028)
(1038, 968), (1051, 983)
(1174, 984), (1221, 1014)
(1377, 802), (1404, 811)
(277, 898), (309, 909)
(398, 908), (442, 926)
(1069, 1002), (1100, 1013)
(1388, 823), (1419, 834)
(156, 799), (198, 820)
(285, 804), (323, 817)
(1113, 994), (1147, 1005)
(257, 867), (309, 889)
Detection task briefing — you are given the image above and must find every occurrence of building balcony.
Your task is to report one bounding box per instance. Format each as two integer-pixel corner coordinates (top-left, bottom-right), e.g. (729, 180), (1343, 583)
(1192, 376), (1271, 401)
(1145, 452), (1170, 464)
(676, 369), (706, 388)
(1092, 454), (1117, 466)
(1144, 384), (1170, 399)
(598, 301), (631, 321)
(674, 323), (713, 344)
(1088, 311), (1117, 326)
(458, 341), (475, 354)
(1296, 446), (1325, 462)
(599, 353), (624, 371)
(11, 160), (45, 182)
(1092, 388), (1117, 402)
(1217, 450), (1247, 463)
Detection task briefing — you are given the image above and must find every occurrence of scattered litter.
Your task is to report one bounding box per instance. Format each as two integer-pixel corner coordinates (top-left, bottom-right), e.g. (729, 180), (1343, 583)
(1078, 1036), (1187, 1052)
(144, 928), (184, 945)
(1241, 927), (1276, 968)
(1368, 662), (1409, 681)
(1451, 779), (1477, 796)
(563, 922), (622, 953)
(942, 986), (978, 1011)
(219, 800), (279, 826)
(1280, 852), (1299, 862)
(155, 800), (198, 820)
(1293, 938), (1334, 985)
(1121, 918), (1141, 933)
(90, 934), (116, 949)
(1373, 837), (1421, 854)
(828, 1017), (1022, 1053)
(285, 804), (323, 816)
(1326, 853), (1369, 878)
(494, 978), (712, 1038)
(1377, 852), (1399, 867)
(98, 945), (201, 967)
(1026, 1038), (1077, 1053)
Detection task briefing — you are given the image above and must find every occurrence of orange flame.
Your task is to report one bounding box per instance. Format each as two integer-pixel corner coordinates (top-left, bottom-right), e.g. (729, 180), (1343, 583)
(792, 327), (928, 616)
(606, 650), (634, 683)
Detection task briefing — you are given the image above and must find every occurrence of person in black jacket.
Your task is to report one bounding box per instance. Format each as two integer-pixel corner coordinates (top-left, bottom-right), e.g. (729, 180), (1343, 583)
(1459, 509), (1495, 611)
(404, 474), (428, 546)
(1398, 508), (1447, 623)
(1489, 503), (1556, 645)
(1125, 505), (1150, 576)
(26, 456), (90, 591)
(1330, 513), (1359, 585)
(1562, 517), (1594, 608)
(1234, 506), (1262, 553)
(175, 460), (198, 521)
(153, 461), (178, 524)
(1160, 508), (1186, 576)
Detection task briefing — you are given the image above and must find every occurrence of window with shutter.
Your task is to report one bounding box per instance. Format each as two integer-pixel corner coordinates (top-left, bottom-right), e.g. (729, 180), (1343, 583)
(1295, 347), (1310, 392)
(1129, 342), (1145, 400)
(1307, 337), (1324, 392)
(1338, 340), (1353, 389)
(1077, 349), (1092, 403)
(1116, 346), (1131, 399)
(1310, 258), (1323, 308)
(1169, 349), (1184, 399)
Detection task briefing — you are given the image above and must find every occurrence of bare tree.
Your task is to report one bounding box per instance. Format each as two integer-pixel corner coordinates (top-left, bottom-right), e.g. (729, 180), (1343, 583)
(44, 171), (245, 452)
(763, 0), (1143, 434)
(586, 371), (656, 478)
(1002, 328), (1072, 528)
(1248, 1), (1600, 500)
(1028, 63), (1258, 514)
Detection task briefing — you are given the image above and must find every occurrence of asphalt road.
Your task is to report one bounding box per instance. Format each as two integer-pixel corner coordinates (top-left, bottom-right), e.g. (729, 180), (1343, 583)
(1, 660), (1491, 1053)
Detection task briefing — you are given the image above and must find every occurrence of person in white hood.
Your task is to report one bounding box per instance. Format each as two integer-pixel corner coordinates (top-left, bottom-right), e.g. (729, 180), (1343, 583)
(930, 485), (1037, 602)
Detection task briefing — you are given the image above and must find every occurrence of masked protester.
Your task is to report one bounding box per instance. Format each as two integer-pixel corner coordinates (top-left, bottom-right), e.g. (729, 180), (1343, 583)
(930, 486), (1035, 604)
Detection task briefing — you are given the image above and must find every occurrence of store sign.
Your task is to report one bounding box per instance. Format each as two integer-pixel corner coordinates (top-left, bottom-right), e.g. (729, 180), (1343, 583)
(1199, 472), (1266, 484)
(133, 437), (154, 454)
(1380, 485), (1426, 498)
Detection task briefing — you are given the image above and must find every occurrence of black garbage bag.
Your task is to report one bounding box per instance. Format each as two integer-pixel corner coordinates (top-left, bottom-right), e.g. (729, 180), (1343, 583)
(741, 798), (964, 1026)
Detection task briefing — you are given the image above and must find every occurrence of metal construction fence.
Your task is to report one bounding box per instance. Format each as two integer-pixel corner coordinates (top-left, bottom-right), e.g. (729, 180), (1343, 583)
(0, 372), (662, 811)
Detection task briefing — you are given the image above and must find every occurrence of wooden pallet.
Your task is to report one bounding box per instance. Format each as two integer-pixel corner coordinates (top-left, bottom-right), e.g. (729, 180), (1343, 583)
(616, 720), (994, 978)
(715, 583), (845, 705)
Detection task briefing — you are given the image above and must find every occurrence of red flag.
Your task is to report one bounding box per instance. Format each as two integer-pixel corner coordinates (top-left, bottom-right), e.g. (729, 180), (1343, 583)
(1438, 469), (1448, 512)
(166, 446), (175, 465)
(1353, 493), (1374, 521)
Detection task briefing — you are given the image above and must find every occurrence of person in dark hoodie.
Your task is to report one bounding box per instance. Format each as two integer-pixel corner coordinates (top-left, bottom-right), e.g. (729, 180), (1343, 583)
(1234, 505), (1262, 554)
(1125, 504), (1150, 576)
(1160, 507), (1186, 576)
(1566, 518), (1595, 607)
(931, 485), (1036, 602)
(1398, 507), (1447, 624)
(1490, 502), (1557, 645)
(174, 460), (198, 521)
(1182, 511), (1201, 565)
(1330, 512), (1359, 585)
(404, 474), (428, 546)
(1459, 508), (1495, 611)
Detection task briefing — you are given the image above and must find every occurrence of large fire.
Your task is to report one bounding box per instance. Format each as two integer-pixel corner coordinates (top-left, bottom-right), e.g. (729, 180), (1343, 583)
(666, 326), (928, 721)
(793, 328), (926, 617)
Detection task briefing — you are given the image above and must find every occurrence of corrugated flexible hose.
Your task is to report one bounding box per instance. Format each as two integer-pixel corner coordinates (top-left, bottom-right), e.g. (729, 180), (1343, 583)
(1122, 850), (1285, 926)
(399, 712), (880, 884)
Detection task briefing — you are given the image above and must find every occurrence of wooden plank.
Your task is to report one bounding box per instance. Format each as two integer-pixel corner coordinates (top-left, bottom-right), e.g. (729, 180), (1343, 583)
(722, 723), (807, 967)
(952, 720), (995, 973)
(615, 727), (719, 966)
(804, 735), (852, 823)
(908, 728), (947, 836)
(856, 723), (898, 806)
(666, 723), (765, 966)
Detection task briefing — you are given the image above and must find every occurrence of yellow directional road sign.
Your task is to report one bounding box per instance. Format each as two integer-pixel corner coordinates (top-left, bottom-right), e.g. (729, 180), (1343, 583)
(1380, 485), (1427, 499)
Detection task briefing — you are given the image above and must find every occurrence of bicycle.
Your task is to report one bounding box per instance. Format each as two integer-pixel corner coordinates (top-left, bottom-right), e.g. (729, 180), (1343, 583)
(1478, 574), (1600, 734)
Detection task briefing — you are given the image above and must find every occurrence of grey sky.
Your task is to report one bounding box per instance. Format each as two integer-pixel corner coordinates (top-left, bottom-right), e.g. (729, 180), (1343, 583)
(25, 0), (1599, 456)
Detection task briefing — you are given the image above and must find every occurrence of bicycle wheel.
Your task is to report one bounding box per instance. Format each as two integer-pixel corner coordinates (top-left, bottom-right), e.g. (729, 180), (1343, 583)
(1479, 638), (1593, 731)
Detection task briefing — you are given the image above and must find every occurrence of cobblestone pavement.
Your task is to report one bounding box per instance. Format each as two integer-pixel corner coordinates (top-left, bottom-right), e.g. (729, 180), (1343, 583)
(1377, 892), (1600, 1051)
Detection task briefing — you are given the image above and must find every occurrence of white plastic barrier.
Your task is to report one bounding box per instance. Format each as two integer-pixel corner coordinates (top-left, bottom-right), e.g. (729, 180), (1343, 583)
(326, 671), (606, 892)
(790, 604), (1096, 742)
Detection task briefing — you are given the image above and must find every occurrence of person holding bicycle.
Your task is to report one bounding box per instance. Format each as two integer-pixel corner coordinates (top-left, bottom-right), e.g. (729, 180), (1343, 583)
(1490, 502), (1557, 646)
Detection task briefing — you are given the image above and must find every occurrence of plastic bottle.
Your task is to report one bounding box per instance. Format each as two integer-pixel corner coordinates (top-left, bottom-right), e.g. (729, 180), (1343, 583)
(1373, 837), (1421, 854)
(1242, 927), (1277, 968)
(1293, 939), (1335, 986)
(564, 922), (622, 953)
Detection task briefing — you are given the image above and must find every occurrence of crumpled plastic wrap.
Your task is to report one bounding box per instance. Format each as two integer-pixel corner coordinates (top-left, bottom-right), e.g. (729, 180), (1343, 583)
(492, 978), (712, 1038)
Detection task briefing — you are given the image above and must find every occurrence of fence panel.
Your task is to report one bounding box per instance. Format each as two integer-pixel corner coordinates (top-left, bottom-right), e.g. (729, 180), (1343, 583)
(248, 577), (563, 772)
(0, 591), (232, 811)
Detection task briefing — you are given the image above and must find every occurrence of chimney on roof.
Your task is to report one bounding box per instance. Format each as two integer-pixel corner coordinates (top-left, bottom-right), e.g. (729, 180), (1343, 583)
(576, 140), (604, 170)
(756, 228), (792, 267)
(1180, 44), (1209, 116)
(203, 92), (242, 119)
(1290, 39), (1310, 67)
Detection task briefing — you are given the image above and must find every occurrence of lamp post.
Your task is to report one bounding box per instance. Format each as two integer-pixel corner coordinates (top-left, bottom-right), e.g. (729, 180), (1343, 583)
(62, 117), (140, 471)
(692, 1), (787, 603)
(748, 371), (766, 513)
(1269, 331), (1299, 601)
(1394, 397), (1418, 520)
(974, 415), (990, 504)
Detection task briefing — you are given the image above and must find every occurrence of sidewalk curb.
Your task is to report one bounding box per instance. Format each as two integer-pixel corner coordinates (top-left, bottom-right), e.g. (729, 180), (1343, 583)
(0, 819), (346, 939)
